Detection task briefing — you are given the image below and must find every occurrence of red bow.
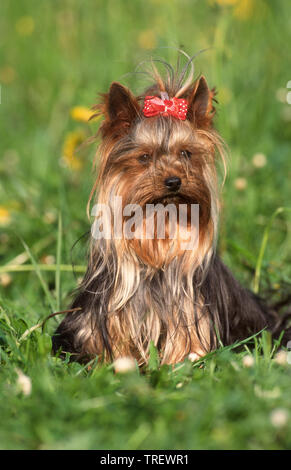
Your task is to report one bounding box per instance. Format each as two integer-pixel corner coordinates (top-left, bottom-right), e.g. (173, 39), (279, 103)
(143, 96), (188, 120)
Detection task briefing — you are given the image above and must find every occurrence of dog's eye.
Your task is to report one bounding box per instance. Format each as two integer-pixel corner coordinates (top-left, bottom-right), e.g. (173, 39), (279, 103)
(138, 154), (151, 164)
(180, 150), (192, 159)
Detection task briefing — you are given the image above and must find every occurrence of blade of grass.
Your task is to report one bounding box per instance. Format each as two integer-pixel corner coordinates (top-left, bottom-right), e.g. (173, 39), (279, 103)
(5, 234), (55, 267)
(19, 307), (81, 342)
(226, 238), (257, 266)
(20, 238), (56, 312)
(0, 264), (86, 273)
(191, 328), (267, 368)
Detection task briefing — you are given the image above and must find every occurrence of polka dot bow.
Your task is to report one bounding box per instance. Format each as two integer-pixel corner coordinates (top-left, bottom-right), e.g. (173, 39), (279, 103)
(143, 95), (188, 120)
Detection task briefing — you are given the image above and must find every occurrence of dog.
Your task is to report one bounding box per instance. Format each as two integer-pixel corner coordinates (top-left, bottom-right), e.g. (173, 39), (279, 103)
(52, 57), (291, 365)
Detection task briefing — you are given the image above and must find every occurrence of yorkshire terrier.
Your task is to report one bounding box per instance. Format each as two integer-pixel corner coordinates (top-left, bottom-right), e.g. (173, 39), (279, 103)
(52, 57), (290, 365)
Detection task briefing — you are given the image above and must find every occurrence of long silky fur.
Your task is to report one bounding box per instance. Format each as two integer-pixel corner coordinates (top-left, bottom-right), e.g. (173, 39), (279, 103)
(52, 57), (291, 365)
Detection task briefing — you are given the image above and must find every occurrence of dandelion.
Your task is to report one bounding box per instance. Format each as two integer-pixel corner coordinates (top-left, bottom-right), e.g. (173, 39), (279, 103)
(211, 0), (238, 6)
(252, 153), (267, 168)
(15, 16), (35, 36)
(270, 408), (288, 428)
(0, 207), (11, 226)
(242, 354), (254, 367)
(70, 106), (99, 123)
(113, 357), (136, 373)
(210, 0), (258, 20)
(233, 0), (255, 20)
(16, 369), (32, 396)
(61, 130), (86, 170)
(138, 30), (157, 50)
(234, 177), (247, 191)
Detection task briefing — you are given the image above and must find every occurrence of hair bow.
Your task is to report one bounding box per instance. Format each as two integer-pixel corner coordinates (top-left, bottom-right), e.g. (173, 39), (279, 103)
(143, 95), (188, 120)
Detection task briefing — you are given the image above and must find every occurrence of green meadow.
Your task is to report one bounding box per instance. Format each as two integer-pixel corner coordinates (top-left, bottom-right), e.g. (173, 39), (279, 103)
(0, 0), (291, 450)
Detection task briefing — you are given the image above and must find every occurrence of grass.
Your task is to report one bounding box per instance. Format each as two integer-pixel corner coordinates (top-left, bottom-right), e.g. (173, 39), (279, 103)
(0, 0), (291, 450)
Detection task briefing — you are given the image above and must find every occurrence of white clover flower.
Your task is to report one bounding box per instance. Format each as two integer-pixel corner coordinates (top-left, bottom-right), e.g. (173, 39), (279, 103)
(234, 177), (247, 190)
(16, 369), (32, 396)
(252, 153), (267, 168)
(270, 408), (288, 428)
(274, 350), (287, 365)
(188, 352), (200, 362)
(242, 354), (254, 368)
(113, 357), (136, 373)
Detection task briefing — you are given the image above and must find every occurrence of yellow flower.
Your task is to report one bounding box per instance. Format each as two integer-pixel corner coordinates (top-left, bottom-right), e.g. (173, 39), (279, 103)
(210, 0), (258, 20)
(138, 30), (157, 50)
(70, 106), (99, 123)
(15, 16), (35, 36)
(61, 130), (86, 170)
(210, 0), (239, 5)
(233, 0), (255, 19)
(0, 207), (11, 226)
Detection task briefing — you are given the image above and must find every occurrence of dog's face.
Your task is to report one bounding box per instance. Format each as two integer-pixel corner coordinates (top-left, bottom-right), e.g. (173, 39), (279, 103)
(116, 116), (213, 220)
(92, 78), (223, 267)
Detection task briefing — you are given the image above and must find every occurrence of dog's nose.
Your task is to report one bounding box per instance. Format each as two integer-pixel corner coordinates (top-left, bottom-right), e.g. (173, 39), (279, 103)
(164, 176), (181, 191)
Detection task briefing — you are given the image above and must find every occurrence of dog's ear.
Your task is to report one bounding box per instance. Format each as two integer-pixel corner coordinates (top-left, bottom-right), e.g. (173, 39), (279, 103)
(99, 82), (140, 138)
(108, 82), (140, 122)
(187, 76), (216, 128)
